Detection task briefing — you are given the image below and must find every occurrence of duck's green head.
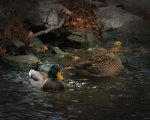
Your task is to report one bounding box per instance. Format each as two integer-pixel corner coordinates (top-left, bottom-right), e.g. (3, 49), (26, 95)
(48, 64), (63, 80)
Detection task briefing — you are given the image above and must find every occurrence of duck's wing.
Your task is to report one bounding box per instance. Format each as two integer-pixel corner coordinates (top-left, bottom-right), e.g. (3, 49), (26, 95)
(87, 55), (114, 73)
(75, 55), (114, 74)
(29, 78), (42, 89)
(29, 69), (45, 81)
(40, 71), (48, 81)
(74, 60), (91, 68)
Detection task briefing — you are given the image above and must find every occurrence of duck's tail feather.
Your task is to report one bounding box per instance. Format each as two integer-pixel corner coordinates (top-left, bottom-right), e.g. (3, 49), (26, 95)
(29, 69), (43, 81)
(29, 69), (35, 78)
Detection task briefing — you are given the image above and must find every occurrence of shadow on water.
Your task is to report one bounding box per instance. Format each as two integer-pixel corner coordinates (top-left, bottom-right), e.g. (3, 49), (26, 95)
(0, 51), (150, 120)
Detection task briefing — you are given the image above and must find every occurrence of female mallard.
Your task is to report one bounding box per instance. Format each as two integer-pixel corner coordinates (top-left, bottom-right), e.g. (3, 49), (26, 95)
(70, 48), (122, 77)
(29, 64), (65, 91)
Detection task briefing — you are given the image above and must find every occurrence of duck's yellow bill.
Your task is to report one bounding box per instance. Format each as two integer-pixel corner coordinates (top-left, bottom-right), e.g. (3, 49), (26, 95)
(56, 72), (63, 80)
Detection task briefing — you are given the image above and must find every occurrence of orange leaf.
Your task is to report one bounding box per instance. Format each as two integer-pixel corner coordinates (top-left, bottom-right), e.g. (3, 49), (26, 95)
(72, 56), (80, 60)
(77, 18), (84, 23)
(64, 66), (75, 70)
(29, 31), (34, 37)
(43, 45), (48, 51)
(72, 22), (77, 26)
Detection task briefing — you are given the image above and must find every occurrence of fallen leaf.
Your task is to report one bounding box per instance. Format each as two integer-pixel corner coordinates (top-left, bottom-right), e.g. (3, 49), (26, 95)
(114, 41), (121, 47)
(64, 67), (75, 70)
(72, 56), (80, 60)
(29, 31), (34, 37)
(43, 45), (48, 51)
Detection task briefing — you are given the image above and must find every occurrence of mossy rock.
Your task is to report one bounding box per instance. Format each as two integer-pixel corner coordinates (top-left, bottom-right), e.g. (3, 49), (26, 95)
(102, 30), (143, 48)
(30, 37), (45, 55)
(67, 30), (100, 49)
(1, 55), (39, 70)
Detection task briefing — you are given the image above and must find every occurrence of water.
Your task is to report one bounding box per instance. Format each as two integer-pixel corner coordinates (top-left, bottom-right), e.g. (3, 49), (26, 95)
(0, 52), (150, 120)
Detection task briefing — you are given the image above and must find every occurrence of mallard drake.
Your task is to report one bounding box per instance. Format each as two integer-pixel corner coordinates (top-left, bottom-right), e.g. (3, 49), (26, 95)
(70, 48), (122, 77)
(29, 64), (65, 91)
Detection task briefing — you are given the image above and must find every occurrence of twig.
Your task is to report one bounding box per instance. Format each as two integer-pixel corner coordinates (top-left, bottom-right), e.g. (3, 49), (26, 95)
(58, 4), (72, 15)
(34, 17), (65, 37)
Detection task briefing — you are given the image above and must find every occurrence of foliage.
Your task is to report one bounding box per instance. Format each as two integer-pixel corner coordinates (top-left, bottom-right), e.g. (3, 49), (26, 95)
(59, 0), (101, 31)
(0, 7), (28, 56)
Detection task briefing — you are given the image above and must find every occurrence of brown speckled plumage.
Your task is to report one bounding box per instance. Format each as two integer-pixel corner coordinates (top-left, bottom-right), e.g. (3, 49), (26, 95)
(73, 49), (122, 77)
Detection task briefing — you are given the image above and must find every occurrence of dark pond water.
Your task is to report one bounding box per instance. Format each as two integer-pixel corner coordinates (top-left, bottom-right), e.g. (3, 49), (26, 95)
(0, 51), (150, 120)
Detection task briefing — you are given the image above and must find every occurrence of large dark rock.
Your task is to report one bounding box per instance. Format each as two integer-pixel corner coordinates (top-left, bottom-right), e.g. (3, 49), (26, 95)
(102, 20), (150, 48)
(96, 5), (150, 48)
(29, 37), (45, 55)
(7, 40), (26, 55)
(12, 0), (60, 27)
(0, 0), (66, 28)
(1, 55), (39, 70)
(67, 30), (100, 49)
(0, 12), (10, 29)
(96, 5), (141, 30)
(106, 0), (150, 18)
(119, 20), (150, 45)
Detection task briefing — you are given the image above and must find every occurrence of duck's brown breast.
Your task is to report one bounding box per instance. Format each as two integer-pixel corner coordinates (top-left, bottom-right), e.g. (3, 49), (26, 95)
(42, 79), (65, 91)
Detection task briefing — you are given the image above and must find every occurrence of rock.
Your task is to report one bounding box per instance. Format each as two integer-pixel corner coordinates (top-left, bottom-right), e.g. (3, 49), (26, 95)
(7, 40), (26, 55)
(96, 5), (141, 30)
(13, 0), (59, 27)
(29, 37), (54, 58)
(29, 37), (45, 55)
(67, 30), (86, 43)
(106, 0), (150, 19)
(0, 0), (65, 28)
(1, 55), (38, 70)
(102, 30), (138, 48)
(67, 30), (99, 49)
(119, 20), (150, 46)
(0, 12), (10, 29)
(102, 20), (150, 48)
(0, 0), (61, 27)
(52, 47), (71, 57)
